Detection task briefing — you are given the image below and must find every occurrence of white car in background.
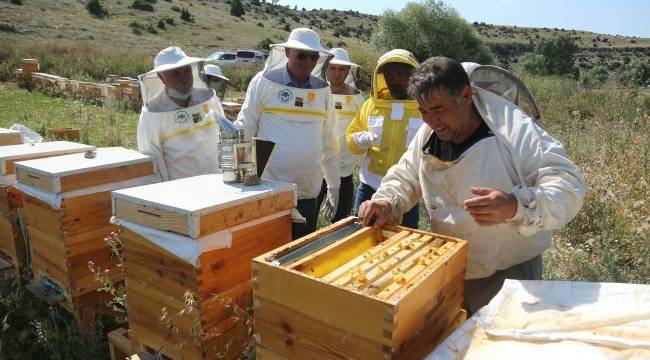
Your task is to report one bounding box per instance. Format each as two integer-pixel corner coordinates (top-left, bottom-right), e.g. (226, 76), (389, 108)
(235, 50), (256, 65)
(207, 51), (237, 65)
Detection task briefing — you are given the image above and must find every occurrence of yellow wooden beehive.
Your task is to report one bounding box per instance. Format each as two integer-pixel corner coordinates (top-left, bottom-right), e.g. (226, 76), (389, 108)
(15, 147), (157, 326)
(0, 128), (23, 146)
(111, 174), (296, 360)
(253, 217), (468, 360)
(0, 141), (95, 277)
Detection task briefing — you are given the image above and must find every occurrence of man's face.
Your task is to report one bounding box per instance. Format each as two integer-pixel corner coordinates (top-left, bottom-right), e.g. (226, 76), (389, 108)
(325, 64), (351, 87)
(159, 65), (193, 93)
(286, 49), (319, 80)
(381, 63), (412, 99)
(417, 86), (473, 143)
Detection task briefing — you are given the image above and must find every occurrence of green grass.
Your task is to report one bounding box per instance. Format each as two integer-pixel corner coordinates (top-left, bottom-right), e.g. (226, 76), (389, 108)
(0, 83), (139, 148)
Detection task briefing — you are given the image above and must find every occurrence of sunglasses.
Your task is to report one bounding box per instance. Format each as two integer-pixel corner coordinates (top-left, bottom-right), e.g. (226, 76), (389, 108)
(296, 52), (320, 61)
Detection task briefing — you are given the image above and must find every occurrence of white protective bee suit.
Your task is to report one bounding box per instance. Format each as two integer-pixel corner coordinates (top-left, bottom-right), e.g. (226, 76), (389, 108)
(237, 29), (340, 203)
(328, 48), (365, 178)
(137, 46), (225, 181)
(372, 86), (586, 280)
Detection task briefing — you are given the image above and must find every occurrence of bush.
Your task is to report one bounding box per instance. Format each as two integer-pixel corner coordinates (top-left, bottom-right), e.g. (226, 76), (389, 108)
(617, 58), (650, 87)
(132, 0), (155, 11)
(230, 0), (245, 17)
(163, 16), (174, 25)
(157, 20), (166, 30)
(519, 34), (578, 77)
(86, 0), (108, 19)
(373, 0), (492, 63)
(171, 4), (180, 11)
(580, 65), (609, 87)
(256, 22), (264, 27)
(180, 8), (194, 22)
(10, 0), (23, 4)
(255, 37), (273, 50)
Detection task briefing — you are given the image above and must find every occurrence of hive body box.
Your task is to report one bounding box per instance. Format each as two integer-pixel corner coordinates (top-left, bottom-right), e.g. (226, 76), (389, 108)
(16, 147), (157, 324)
(253, 217), (468, 360)
(112, 174), (296, 360)
(0, 128), (23, 146)
(0, 141), (95, 277)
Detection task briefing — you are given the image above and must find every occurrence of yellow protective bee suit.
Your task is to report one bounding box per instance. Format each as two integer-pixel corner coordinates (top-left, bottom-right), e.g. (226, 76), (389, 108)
(346, 49), (423, 190)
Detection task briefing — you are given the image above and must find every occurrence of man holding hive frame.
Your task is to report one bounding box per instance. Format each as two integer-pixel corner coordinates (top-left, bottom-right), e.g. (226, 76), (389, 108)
(358, 56), (586, 313)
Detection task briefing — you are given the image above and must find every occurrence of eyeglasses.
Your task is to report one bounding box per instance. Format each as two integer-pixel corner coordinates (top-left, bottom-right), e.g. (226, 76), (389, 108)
(296, 52), (320, 61)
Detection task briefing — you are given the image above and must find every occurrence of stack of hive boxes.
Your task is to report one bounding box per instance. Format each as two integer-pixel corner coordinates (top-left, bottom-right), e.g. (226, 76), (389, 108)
(111, 174), (295, 359)
(253, 217), (468, 360)
(0, 141), (94, 278)
(0, 128), (23, 146)
(16, 147), (157, 326)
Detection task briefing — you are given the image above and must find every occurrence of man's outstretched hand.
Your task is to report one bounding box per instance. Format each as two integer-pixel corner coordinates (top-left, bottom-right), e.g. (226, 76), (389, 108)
(464, 187), (517, 226)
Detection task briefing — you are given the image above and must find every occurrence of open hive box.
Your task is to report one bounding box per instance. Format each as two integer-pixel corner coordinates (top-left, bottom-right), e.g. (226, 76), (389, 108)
(0, 128), (23, 146)
(0, 141), (95, 277)
(111, 174), (296, 360)
(253, 217), (468, 360)
(15, 147), (157, 326)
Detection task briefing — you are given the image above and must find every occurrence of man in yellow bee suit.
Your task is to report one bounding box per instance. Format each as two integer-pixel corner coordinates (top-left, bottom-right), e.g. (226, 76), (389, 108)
(346, 49), (423, 228)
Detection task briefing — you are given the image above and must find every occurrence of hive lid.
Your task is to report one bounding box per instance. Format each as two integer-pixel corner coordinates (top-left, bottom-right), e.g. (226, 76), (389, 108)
(112, 174), (296, 238)
(0, 141), (95, 176)
(15, 147), (155, 194)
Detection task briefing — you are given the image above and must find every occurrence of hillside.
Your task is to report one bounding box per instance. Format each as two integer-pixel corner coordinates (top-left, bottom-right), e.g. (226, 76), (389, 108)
(1, 0), (650, 72)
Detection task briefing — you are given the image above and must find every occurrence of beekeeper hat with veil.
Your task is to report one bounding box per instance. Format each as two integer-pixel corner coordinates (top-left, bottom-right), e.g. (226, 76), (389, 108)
(327, 47), (361, 92)
(136, 46), (225, 182)
(262, 27), (333, 87)
(138, 46), (215, 112)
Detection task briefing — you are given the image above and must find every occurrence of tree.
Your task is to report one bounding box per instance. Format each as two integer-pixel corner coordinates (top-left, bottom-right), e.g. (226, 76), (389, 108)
(372, 0), (492, 63)
(230, 0), (245, 17)
(520, 34), (578, 77)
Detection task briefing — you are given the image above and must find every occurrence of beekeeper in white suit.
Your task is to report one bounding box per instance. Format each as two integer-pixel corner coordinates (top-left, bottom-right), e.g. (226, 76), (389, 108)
(358, 57), (586, 314)
(237, 28), (340, 240)
(137, 46), (225, 181)
(316, 48), (365, 222)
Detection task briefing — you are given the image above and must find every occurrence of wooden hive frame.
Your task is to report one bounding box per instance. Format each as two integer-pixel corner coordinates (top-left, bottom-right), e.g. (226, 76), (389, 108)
(113, 175), (296, 360)
(17, 148), (156, 328)
(253, 217), (468, 360)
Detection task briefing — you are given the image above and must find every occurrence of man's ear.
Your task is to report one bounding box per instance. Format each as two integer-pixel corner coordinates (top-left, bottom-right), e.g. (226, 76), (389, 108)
(285, 48), (291, 57)
(462, 85), (473, 105)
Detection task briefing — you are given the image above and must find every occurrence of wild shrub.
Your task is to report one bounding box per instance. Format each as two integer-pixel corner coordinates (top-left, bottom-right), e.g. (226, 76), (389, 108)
(519, 34), (578, 77)
(230, 0), (245, 17)
(86, 0), (108, 19)
(373, 0), (492, 63)
(180, 8), (194, 22)
(132, 0), (155, 11)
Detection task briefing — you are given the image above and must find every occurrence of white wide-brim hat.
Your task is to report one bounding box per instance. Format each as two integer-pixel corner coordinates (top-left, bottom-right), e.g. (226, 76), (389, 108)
(329, 48), (360, 68)
(144, 46), (204, 76)
(273, 28), (330, 54)
(203, 64), (229, 81)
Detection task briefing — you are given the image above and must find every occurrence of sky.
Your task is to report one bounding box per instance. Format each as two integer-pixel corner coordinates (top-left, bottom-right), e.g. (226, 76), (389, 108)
(277, 0), (650, 38)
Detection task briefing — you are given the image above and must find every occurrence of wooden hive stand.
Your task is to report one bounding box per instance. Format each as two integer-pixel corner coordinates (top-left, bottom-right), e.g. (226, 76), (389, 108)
(16, 147), (158, 329)
(0, 128), (23, 146)
(253, 217), (468, 360)
(0, 141), (95, 280)
(109, 327), (133, 360)
(112, 174), (296, 360)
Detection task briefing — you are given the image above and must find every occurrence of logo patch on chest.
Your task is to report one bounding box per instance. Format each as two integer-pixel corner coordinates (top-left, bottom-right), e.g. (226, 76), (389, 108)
(295, 97), (304, 107)
(192, 113), (202, 124)
(335, 102), (343, 110)
(174, 111), (190, 124)
(278, 89), (293, 103)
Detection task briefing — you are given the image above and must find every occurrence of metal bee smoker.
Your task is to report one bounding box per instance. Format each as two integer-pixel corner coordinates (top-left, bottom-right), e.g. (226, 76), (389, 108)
(218, 128), (275, 186)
